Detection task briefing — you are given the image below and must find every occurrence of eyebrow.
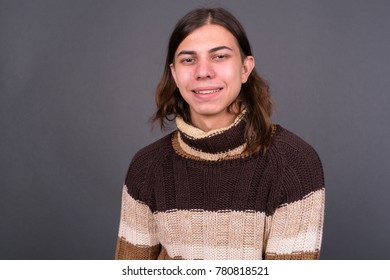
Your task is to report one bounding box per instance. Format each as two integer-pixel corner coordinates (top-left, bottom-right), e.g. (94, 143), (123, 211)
(176, 46), (233, 57)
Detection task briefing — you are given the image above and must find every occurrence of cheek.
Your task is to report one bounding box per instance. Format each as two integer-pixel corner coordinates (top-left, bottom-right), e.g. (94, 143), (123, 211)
(175, 69), (192, 87)
(221, 66), (243, 87)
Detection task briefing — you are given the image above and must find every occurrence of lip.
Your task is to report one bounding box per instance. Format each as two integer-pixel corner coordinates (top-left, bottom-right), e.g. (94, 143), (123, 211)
(192, 87), (223, 94)
(191, 87), (223, 100)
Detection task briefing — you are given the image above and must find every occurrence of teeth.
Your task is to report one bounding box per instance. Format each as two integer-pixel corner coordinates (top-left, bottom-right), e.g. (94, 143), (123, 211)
(194, 89), (220, 94)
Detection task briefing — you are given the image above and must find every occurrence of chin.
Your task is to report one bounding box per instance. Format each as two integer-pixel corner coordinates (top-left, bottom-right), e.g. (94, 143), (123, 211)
(193, 109), (223, 117)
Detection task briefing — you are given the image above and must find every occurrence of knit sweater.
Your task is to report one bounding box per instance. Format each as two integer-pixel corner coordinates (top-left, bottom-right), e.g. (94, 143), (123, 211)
(115, 113), (325, 260)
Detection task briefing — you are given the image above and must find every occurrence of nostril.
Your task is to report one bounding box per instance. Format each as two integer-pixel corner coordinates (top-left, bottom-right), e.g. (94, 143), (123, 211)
(196, 74), (212, 80)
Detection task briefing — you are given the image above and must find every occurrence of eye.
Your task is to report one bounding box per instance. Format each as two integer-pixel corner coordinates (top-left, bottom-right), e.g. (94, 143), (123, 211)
(181, 57), (195, 64)
(213, 54), (229, 61)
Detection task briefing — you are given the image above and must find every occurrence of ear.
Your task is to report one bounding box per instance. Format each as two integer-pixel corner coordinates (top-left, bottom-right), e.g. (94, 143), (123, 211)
(241, 56), (255, 83)
(170, 63), (178, 85)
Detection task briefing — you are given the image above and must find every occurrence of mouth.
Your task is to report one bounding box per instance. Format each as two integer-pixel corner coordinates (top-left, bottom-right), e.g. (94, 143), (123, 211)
(192, 88), (223, 95)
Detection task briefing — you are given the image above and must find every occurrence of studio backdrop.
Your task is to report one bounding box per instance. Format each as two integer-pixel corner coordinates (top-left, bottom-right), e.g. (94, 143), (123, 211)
(1, 0), (390, 259)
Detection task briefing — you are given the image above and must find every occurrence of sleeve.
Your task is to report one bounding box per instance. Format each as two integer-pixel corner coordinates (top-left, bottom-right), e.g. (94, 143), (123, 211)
(264, 143), (325, 260)
(115, 185), (161, 259)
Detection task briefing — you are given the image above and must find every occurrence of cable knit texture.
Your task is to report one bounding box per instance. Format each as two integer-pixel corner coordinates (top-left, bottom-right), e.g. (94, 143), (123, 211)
(115, 114), (325, 260)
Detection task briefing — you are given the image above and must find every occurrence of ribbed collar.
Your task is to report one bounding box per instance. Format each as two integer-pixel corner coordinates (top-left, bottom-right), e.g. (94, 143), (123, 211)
(174, 111), (247, 161)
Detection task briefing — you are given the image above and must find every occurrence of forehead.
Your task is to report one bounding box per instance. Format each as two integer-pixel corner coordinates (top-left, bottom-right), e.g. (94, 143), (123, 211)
(176, 24), (239, 52)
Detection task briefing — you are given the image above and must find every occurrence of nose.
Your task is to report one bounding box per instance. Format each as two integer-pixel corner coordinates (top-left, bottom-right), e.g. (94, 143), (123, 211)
(195, 59), (214, 80)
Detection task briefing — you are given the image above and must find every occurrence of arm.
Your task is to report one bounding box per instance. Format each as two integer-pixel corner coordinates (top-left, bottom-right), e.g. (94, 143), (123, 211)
(264, 137), (325, 260)
(115, 185), (161, 259)
(264, 189), (325, 259)
(114, 135), (172, 259)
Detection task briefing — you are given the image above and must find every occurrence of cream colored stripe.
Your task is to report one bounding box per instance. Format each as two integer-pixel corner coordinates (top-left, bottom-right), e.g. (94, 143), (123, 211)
(154, 210), (266, 260)
(117, 186), (159, 246)
(177, 133), (247, 161)
(176, 109), (246, 139)
(265, 189), (325, 255)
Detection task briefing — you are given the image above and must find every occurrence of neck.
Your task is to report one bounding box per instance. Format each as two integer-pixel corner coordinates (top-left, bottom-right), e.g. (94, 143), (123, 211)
(174, 110), (248, 161)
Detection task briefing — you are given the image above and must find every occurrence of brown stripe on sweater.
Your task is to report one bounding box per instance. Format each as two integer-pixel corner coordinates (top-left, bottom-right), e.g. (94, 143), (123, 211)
(151, 152), (273, 213)
(172, 131), (249, 161)
(271, 126), (325, 205)
(115, 237), (161, 260)
(265, 250), (320, 260)
(178, 117), (247, 154)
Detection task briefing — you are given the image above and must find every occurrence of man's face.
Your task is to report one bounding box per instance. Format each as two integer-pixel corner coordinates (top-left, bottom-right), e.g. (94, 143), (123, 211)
(170, 24), (254, 131)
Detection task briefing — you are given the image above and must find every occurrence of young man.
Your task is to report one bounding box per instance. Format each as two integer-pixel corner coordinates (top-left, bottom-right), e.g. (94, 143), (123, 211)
(115, 7), (325, 260)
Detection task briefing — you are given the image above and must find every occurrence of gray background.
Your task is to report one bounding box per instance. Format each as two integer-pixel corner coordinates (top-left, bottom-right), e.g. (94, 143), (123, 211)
(1, 0), (389, 259)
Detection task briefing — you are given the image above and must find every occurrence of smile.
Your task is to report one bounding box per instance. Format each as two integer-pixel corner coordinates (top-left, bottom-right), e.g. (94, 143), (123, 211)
(193, 88), (223, 95)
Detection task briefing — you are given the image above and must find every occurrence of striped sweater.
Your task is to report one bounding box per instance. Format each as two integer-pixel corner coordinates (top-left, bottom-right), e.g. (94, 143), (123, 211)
(115, 113), (325, 260)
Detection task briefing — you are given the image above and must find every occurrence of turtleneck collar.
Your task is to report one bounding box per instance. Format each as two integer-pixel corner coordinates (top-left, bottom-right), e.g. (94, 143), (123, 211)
(173, 111), (248, 161)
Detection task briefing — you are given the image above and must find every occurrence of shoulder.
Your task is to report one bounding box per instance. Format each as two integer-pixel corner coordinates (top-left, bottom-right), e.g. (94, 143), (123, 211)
(269, 125), (324, 196)
(131, 133), (173, 165)
(127, 132), (174, 174)
(123, 132), (174, 202)
(271, 125), (323, 168)
(124, 133), (173, 185)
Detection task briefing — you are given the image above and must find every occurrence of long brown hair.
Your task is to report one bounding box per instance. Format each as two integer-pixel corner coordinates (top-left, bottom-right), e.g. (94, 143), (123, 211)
(153, 7), (273, 154)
